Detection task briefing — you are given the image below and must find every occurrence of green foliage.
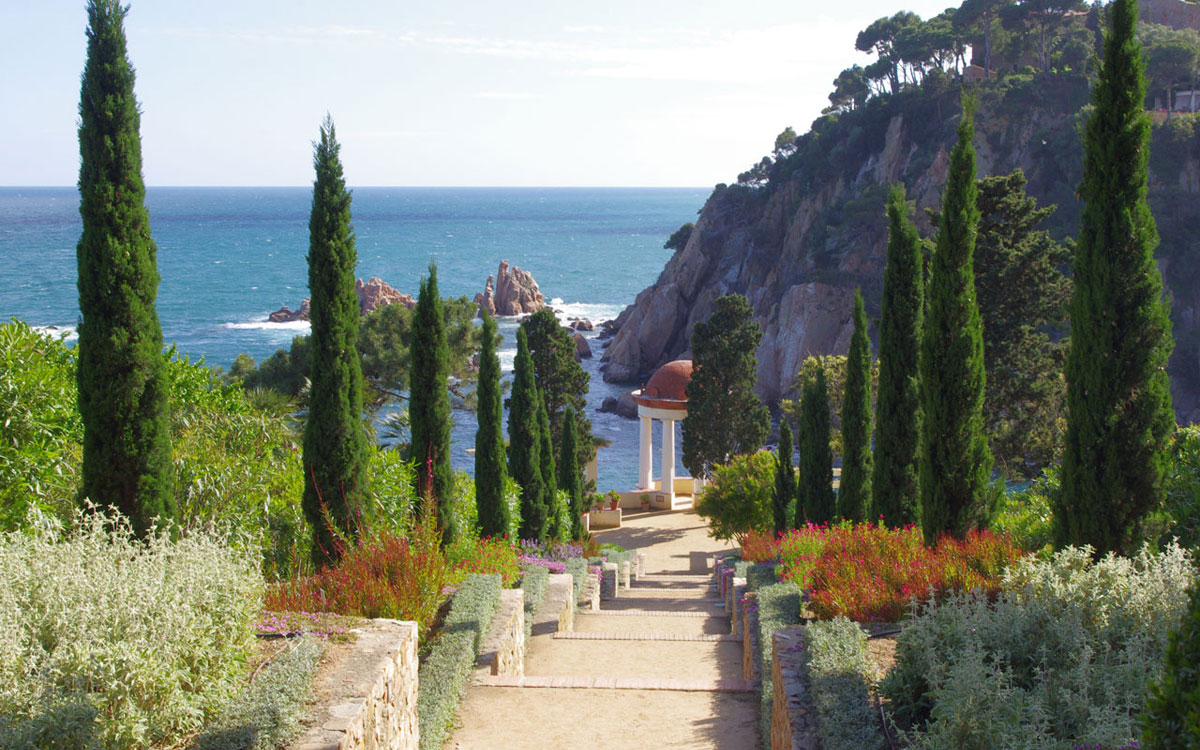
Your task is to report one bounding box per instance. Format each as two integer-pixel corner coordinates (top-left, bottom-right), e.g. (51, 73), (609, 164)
(191, 637), (324, 750)
(805, 618), (887, 750)
(417, 574), (502, 750)
(774, 421), (796, 534)
(0, 322), (83, 528)
(884, 543), (1196, 748)
(301, 117), (370, 567)
(973, 169), (1071, 478)
(508, 328), (547, 540)
(920, 96), (993, 545)
(519, 564), (550, 640)
(1060, 0), (1175, 556)
(0, 508), (262, 749)
(558, 405), (584, 539)
(536, 389), (558, 540)
(874, 185), (925, 529)
(521, 309), (593, 469)
(664, 222), (694, 252)
(754, 582), (804, 744)
(76, 0), (174, 536)
(694, 451), (776, 545)
(799, 368), (836, 525)
(782, 355), (878, 455)
(408, 262), (455, 542)
(840, 291), (873, 521)
(1160, 426), (1200, 550)
(682, 294), (770, 478)
(474, 309), (509, 539)
(1142, 581), (1200, 748)
(993, 468), (1057, 553)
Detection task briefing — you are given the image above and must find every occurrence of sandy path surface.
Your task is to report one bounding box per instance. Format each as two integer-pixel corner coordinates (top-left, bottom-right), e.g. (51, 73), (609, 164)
(446, 510), (754, 750)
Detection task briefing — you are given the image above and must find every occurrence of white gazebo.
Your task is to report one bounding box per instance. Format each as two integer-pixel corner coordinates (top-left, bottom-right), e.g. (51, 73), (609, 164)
(629, 359), (697, 510)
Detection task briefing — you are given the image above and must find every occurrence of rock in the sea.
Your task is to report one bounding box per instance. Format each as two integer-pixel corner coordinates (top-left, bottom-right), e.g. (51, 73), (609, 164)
(597, 319), (618, 339)
(474, 260), (546, 316)
(268, 297), (311, 323)
(573, 332), (592, 361)
(568, 318), (594, 332)
(356, 277), (415, 314)
(599, 392), (638, 419)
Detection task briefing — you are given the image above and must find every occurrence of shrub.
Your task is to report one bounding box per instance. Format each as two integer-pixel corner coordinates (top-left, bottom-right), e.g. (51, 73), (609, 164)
(519, 564), (551, 639)
(264, 514), (448, 640)
(191, 637), (324, 750)
(1142, 580), (1200, 748)
(447, 536), (520, 587)
(805, 618), (886, 750)
(564, 557), (588, 602)
(0, 508), (262, 749)
(883, 543), (1196, 748)
(755, 582), (803, 744)
(993, 467), (1057, 552)
(695, 451), (775, 545)
(806, 524), (1021, 623)
(776, 524), (833, 589)
(417, 574), (502, 750)
(740, 529), (781, 562)
(1160, 425), (1200, 550)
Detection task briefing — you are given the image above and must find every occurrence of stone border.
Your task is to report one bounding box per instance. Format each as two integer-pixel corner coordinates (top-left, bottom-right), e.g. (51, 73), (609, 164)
(770, 626), (818, 750)
(474, 589), (525, 680)
(291, 619), (419, 750)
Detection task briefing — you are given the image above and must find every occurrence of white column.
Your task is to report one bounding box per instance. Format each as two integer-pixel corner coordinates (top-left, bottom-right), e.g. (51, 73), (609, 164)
(662, 418), (676, 503)
(639, 416), (653, 489)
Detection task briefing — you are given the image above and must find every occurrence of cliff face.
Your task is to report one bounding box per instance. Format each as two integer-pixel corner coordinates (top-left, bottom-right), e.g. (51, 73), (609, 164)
(602, 77), (1200, 422)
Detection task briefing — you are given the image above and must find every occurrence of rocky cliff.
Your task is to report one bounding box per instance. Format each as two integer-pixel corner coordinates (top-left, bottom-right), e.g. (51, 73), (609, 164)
(602, 75), (1200, 422)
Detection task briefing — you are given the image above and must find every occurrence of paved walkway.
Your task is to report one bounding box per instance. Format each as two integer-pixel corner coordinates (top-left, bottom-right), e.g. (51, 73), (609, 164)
(446, 510), (757, 749)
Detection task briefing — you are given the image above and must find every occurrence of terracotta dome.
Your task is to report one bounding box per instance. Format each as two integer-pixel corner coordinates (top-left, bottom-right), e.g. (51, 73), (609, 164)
(643, 360), (693, 401)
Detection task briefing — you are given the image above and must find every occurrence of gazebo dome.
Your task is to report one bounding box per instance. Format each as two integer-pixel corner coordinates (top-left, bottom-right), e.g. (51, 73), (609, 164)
(643, 360), (693, 401)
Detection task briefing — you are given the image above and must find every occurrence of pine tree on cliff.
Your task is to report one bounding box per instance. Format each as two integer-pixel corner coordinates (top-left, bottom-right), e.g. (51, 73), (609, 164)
(920, 96), (993, 546)
(408, 261), (455, 544)
(800, 369), (836, 525)
(475, 309), (509, 538)
(301, 116), (370, 565)
(774, 420), (796, 534)
(1059, 0), (1174, 555)
(76, 0), (174, 536)
(682, 294), (770, 478)
(873, 186), (924, 528)
(537, 389), (559, 541)
(559, 405), (584, 539)
(508, 327), (547, 540)
(840, 289), (873, 522)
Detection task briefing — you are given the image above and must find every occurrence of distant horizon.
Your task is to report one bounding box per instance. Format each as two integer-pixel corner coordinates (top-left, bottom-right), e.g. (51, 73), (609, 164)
(1, 184), (710, 190)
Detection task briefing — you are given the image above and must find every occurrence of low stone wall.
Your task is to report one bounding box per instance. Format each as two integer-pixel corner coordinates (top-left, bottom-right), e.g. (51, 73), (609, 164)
(532, 573), (576, 636)
(729, 578), (747, 635)
(474, 589), (525, 679)
(742, 595), (757, 681)
(291, 619), (419, 750)
(589, 507), (622, 529)
(771, 627), (818, 750)
(600, 561), (620, 600)
(578, 566), (601, 611)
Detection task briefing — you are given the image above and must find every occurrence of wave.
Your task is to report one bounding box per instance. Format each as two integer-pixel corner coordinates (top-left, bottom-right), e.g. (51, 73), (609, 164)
(547, 299), (625, 323)
(33, 324), (77, 342)
(221, 318), (311, 333)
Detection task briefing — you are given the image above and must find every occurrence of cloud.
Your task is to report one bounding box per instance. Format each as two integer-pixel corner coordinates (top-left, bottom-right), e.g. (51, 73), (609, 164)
(473, 91), (541, 100)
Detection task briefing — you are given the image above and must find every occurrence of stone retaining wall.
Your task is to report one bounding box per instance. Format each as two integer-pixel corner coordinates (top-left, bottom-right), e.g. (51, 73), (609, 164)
(474, 589), (525, 679)
(771, 627), (817, 750)
(533, 573), (576, 636)
(291, 619), (419, 750)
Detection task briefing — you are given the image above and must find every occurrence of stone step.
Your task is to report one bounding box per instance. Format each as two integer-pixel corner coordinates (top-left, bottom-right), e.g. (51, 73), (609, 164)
(523, 637), (743, 682)
(553, 632), (741, 642)
(579, 609), (718, 618)
(573, 612), (729, 635)
(474, 675), (757, 692)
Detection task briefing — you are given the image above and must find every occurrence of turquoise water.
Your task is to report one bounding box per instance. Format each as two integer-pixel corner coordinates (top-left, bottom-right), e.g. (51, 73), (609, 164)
(0, 186), (706, 489)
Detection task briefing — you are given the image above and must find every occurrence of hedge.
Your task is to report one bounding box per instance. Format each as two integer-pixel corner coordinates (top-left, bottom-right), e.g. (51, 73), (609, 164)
(754, 581), (803, 747)
(416, 573), (502, 750)
(747, 562), (779, 592)
(804, 618), (885, 750)
(519, 564), (550, 640)
(564, 557), (588, 602)
(192, 637), (325, 750)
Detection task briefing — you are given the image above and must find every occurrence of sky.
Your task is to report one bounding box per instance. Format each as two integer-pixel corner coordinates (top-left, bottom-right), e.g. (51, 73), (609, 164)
(1, 1), (957, 187)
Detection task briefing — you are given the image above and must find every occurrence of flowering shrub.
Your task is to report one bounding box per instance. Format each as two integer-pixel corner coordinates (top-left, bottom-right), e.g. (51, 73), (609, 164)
(265, 514), (448, 640)
(447, 536), (520, 587)
(519, 538), (584, 562)
(740, 529), (782, 562)
(0, 508), (262, 749)
(782, 524), (1022, 623)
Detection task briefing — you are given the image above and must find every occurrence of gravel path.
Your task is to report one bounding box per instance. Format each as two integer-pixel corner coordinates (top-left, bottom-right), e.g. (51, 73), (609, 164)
(446, 510), (757, 749)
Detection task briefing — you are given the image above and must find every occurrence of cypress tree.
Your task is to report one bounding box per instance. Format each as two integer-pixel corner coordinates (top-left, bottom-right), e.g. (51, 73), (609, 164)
(840, 289), (873, 522)
(475, 309), (509, 538)
(873, 186), (924, 528)
(1059, 0), (1174, 555)
(559, 405), (583, 539)
(408, 261), (454, 542)
(774, 420), (796, 534)
(537, 389), (558, 541)
(301, 116), (370, 566)
(920, 96), (993, 546)
(1141, 582), (1200, 748)
(800, 369), (836, 525)
(508, 327), (546, 540)
(76, 0), (174, 536)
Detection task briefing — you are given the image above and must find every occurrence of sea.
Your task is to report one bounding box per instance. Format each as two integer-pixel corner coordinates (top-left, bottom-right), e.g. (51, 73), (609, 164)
(0, 186), (708, 491)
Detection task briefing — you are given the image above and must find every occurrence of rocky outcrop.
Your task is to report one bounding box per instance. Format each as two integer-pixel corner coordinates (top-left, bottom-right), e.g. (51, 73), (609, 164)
(568, 318), (594, 331)
(599, 392), (639, 419)
(475, 261), (546, 317)
(602, 79), (1200, 419)
(267, 277), (414, 323)
(572, 333), (592, 361)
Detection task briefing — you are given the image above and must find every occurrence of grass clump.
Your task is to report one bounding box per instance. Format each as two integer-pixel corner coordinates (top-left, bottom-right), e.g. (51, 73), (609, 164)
(191, 637), (324, 750)
(417, 573), (502, 750)
(804, 618), (885, 750)
(0, 508), (262, 749)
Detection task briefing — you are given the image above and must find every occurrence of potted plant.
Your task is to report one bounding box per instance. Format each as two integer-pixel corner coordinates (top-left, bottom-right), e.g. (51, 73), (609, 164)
(639, 493), (651, 511)
(606, 490), (621, 510)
